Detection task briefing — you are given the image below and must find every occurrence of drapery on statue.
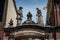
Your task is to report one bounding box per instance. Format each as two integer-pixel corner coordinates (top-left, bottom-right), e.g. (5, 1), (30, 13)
(36, 8), (42, 16)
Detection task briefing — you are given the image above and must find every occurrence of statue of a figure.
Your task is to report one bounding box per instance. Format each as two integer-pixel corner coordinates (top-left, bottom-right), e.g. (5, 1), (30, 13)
(36, 8), (44, 26)
(16, 7), (23, 25)
(18, 7), (23, 17)
(36, 8), (42, 16)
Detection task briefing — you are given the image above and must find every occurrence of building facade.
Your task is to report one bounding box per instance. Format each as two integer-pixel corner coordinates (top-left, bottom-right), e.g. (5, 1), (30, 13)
(46, 0), (60, 27)
(0, 0), (8, 40)
(46, 0), (60, 40)
(3, 0), (17, 40)
(0, 0), (60, 40)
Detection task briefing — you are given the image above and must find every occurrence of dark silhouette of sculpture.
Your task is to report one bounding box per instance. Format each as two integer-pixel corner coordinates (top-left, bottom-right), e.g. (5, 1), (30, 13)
(36, 8), (44, 26)
(36, 8), (42, 16)
(27, 12), (32, 21)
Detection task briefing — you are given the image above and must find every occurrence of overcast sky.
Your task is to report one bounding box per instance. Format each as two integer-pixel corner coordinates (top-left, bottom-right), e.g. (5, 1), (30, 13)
(15, 0), (48, 25)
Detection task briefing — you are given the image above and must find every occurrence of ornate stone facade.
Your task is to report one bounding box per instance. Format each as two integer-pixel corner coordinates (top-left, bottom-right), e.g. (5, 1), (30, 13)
(46, 0), (60, 40)
(1, 0), (60, 40)
(16, 7), (23, 25)
(36, 8), (44, 26)
(46, 0), (60, 26)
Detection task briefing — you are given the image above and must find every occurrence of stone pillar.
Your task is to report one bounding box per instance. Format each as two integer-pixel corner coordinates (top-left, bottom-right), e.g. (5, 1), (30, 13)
(9, 18), (13, 28)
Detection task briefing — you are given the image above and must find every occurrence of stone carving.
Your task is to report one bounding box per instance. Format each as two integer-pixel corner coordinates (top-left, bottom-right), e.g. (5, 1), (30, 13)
(23, 12), (35, 24)
(36, 8), (42, 17)
(36, 8), (44, 26)
(27, 12), (32, 21)
(16, 7), (23, 25)
(9, 18), (13, 26)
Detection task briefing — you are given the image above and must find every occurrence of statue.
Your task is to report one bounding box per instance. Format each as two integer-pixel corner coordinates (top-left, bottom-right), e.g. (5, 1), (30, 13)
(18, 7), (23, 17)
(16, 7), (23, 25)
(36, 8), (44, 26)
(36, 8), (42, 16)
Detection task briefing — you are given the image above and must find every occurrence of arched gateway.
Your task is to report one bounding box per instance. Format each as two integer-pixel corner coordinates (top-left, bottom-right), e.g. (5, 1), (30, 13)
(5, 24), (49, 40)
(4, 12), (49, 40)
(13, 26), (45, 40)
(13, 27), (45, 40)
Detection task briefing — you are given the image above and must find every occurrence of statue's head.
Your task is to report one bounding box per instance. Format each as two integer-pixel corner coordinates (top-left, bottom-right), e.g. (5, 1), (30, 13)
(19, 7), (23, 10)
(36, 8), (39, 10)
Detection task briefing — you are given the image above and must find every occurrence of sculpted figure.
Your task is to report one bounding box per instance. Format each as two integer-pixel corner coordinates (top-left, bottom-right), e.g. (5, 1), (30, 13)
(36, 8), (44, 26)
(36, 8), (42, 16)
